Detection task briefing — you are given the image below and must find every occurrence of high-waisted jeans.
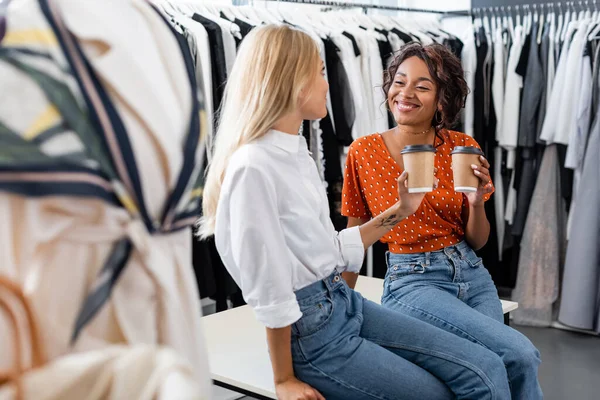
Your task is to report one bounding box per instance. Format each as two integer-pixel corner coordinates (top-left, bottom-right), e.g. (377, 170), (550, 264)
(290, 270), (513, 399)
(382, 241), (543, 400)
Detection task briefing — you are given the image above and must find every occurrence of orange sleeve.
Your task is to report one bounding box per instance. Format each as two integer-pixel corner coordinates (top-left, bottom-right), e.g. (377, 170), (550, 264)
(462, 135), (494, 202)
(342, 145), (371, 219)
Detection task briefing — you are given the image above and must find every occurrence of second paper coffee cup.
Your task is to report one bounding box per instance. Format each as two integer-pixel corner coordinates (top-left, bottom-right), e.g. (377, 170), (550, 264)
(451, 146), (484, 193)
(400, 144), (436, 193)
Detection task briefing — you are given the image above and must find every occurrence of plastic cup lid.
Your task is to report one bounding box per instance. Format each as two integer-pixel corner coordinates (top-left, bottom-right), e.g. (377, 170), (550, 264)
(451, 146), (484, 156)
(400, 144), (436, 154)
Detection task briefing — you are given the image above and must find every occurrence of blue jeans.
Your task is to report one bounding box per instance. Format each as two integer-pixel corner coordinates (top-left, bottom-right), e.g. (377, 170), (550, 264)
(291, 271), (512, 400)
(382, 241), (543, 400)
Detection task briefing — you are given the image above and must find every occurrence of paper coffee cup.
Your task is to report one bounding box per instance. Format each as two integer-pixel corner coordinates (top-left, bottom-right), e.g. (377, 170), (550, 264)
(451, 146), (484, 193)
(401, 144), (436, 193)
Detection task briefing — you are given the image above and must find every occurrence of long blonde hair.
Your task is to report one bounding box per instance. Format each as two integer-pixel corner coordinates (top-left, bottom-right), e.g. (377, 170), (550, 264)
(198, 24), (321, 238)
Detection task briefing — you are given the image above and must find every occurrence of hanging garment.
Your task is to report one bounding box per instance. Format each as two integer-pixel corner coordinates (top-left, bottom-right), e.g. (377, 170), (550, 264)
(192, 13), (228, 112)
(565, 41), (593, 170)
(512, 23), (545, 237)
(367, 31), (388, 133)
(511, 145), (564, 327)
(462, 27), (477, 138)
(537, 22), (550, 141)
(546, 14), (556, 121)
(501, 26), (525, 226)
(558, 98), (600, 333)
(555, 22), (590, 145)
(323, 37), (355, 147)
(0, 0), (211, 393)
(213, 17), (239, 74)
(540, 21), (579, 144)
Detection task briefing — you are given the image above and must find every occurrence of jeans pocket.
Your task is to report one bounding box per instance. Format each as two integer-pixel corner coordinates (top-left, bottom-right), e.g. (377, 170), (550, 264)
(464, 251), (484, 268)
(294, 294), (334, 338)
(388, 263), (426, 281)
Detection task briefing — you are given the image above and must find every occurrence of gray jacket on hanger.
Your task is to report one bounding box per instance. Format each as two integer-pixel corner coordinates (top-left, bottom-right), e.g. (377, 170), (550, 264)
(558, 98), (600, 333)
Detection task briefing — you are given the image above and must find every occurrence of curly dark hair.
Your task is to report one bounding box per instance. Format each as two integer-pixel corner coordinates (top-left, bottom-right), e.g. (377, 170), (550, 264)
(382, 42), (469, 132)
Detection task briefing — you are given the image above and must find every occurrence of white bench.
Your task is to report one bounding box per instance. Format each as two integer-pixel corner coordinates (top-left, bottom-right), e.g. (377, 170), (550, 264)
(203, 276), (519, 400)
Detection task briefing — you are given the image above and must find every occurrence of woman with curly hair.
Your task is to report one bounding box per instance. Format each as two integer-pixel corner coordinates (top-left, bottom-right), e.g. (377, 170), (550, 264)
(342, 43), (543, 399)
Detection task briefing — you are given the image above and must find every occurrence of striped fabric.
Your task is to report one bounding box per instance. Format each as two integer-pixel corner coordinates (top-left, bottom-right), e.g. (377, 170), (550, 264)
(0, 0), (207, 343)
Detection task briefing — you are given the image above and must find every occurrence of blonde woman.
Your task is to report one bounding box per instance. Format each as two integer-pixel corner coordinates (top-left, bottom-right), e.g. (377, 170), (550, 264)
(200, 25), (511, 400)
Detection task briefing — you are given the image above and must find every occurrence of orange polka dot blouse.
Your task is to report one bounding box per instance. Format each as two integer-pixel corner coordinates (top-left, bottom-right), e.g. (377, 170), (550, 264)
(342, 130), (494, 254)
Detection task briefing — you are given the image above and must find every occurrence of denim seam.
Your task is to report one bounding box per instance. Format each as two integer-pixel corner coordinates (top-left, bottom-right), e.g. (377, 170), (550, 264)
(387, 293), (491, 350)
(366, 337), (499, 399)
(297, 357), (395, 400)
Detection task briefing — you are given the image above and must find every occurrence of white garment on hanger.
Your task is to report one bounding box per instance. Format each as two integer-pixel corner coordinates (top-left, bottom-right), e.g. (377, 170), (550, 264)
(175, 16), (214, 147)
(540, 21), (578, 144)
(554, 20), (590, 145)
(500, 26), (524, 154)
(546, 12), (556, 106)
(387, 31), (404, 52)
(330, 33), (369, 139)
(214, 17), (239, 74)
(461, 27), (477, 138)
(367, 30), (388, 134)
(492, 25), (505, 141)
(565, 51), (592, 169)
(501, 26), (524, 225)
(491, 25), (505, 255)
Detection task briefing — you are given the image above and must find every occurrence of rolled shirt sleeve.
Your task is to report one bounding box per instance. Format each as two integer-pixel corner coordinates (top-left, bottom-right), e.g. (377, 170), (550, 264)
(336, 226), (364, 273)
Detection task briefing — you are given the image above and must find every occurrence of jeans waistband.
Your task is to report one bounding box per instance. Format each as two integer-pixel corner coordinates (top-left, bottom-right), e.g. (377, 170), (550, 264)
(295, 270), (345, 301)
(386, 240), (474, 267)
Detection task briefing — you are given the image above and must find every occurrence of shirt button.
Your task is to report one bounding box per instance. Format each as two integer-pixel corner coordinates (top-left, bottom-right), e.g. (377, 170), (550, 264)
(333, 275), (341, 282)
(393, 266), (399, 271)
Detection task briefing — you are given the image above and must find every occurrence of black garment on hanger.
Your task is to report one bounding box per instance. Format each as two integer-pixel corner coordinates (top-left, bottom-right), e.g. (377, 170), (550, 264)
(192, 235), (217, 299)
(537, 22), (550, 141)
(473, 27), (488, 145)
(472, 27), (503, 288)
(444, 37), (464, 59)
(391, 28), (415, 44)
(518, 23), (544, 149)
(320, 114), (347, 231)
(192, 14), (227, 113)
(234, 18), (254, 41)
(323, 37), (355, 146)
(512, 23), (545, 237)
(375, 29), (394, 69)
(342, 32), (361, 57)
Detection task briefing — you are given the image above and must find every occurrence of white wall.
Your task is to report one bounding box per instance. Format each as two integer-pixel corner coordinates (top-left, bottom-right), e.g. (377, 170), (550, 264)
(399, 0), (472, 38)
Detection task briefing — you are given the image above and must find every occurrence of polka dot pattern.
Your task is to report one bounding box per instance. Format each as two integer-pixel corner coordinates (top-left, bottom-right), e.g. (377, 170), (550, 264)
(342, 130), (494, 254)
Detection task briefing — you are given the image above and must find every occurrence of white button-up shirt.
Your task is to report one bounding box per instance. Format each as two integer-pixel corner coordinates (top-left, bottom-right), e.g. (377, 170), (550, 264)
(215, 130), (364, 328)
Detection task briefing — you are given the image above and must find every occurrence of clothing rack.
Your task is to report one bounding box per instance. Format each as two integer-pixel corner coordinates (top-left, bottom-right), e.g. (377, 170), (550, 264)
(259, 0), (471, 17)
(473, 1), (599, 16)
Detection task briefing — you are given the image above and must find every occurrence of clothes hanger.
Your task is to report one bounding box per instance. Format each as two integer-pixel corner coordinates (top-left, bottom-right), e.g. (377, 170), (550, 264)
(490, 7), (497, 34)
(584, 0), (592, 19)
(538, 4), (546, 44)
(506, 6), (515, 39)
(561, 2), (571, 41)
(556, 2), (564, 41)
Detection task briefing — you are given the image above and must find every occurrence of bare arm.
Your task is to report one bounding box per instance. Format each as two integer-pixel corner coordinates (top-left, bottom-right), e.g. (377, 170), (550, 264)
(342, 171), (425, 289)
(464, 202), (490, 250)
(464, 156), (494, 251)
(267, 326), (325, 400)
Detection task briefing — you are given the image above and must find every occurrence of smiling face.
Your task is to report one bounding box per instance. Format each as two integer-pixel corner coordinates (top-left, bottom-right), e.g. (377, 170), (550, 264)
(387, 56), (439, 131)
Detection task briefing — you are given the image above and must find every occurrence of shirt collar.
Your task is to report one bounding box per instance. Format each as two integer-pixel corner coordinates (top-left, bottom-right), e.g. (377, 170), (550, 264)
(258, 129), (303, 154)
